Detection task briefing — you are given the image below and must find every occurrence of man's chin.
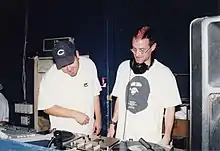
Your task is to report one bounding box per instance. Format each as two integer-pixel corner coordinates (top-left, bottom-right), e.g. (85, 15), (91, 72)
(69, 73), (77, 77)
(135, 60), (144, 64)
(66, 72), (77, 77)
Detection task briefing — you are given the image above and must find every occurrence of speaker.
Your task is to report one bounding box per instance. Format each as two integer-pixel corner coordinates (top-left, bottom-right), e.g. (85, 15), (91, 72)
(190, 16), (220, 151)
(25, 56), (54, 131)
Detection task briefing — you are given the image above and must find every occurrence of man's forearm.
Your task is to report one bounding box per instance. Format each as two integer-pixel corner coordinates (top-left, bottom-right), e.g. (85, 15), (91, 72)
(94, 95), (102, 121)
(111, 98), (119, 122)
(164, 107), (175, 138)
(44, 105), (78, 119)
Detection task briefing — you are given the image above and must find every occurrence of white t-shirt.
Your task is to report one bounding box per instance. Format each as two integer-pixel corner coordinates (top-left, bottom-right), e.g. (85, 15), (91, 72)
(0, 93), (9, 122)
(111, 59), (182, 143)
(38, 57), (102, 134)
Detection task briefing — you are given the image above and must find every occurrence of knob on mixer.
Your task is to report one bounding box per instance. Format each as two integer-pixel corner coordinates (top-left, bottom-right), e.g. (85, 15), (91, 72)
(54, 130), (65, 150)
(84, 143), (93, 150)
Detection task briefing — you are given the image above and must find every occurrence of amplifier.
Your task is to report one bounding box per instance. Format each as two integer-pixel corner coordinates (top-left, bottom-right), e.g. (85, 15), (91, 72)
(43, 37), (74, 52)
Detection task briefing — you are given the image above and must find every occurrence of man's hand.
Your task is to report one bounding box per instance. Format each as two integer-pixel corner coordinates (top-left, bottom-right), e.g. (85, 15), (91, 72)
(158, 135), (171, 147)
(107, 124), (115, 138)
(93, 119), (102, 135)
(74, 111), (90, 125)
(93, 95), (102, 135)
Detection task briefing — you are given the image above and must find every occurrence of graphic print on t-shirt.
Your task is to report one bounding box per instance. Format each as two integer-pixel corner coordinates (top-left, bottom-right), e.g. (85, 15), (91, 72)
(125, 76), (150, 114)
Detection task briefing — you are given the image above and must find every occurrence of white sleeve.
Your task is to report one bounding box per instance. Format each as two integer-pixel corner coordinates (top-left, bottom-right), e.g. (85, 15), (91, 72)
(92, 61), (102, 96)
(4, 100), (9, 122)
(0, 94), (9, 122)
(111, 64), (123, 97)
(162, 70), (182, 108)
(3, 97), (9, 122)
(38, 72), (57, 110)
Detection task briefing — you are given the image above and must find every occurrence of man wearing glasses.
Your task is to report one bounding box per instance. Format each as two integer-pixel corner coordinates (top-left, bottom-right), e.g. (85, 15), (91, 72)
(107, 25), (182, 146)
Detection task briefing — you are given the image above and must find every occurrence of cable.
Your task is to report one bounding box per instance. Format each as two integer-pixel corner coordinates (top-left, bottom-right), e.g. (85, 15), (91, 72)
(139, 138), (155, 151)
(122, 69), (132, 140)
(22, 0), (29, 101)
(106, 19), (110, 128)
(47, 137), (55, 148)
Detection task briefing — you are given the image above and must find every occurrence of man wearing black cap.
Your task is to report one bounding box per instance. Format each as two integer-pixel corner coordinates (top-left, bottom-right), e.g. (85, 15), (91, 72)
(38, 40), (102, 135)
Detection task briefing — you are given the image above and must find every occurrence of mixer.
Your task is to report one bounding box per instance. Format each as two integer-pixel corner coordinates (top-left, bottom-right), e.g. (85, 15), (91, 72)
(47, 131), (173, 151)
(0, 124), (37, 139)
(48, 130), (120, 151)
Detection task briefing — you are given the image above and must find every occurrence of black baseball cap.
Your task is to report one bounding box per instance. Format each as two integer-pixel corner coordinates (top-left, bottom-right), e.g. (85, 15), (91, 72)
(52, 41), (76, 69)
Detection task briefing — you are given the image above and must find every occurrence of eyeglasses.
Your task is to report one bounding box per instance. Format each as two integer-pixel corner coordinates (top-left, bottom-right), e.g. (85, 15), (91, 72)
(130, 47), (151, 55)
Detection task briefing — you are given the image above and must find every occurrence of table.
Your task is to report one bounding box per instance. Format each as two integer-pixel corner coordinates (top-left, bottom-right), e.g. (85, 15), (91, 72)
(0, 139), (57, 151)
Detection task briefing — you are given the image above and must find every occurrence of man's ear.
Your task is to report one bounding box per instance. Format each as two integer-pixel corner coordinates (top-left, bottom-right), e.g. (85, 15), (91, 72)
(75, 50), (80, 57)
(151, 43), (157, 52)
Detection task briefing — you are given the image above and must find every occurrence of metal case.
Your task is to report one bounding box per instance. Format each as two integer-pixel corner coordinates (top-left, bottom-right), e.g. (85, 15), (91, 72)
(190, 16), (220, 151)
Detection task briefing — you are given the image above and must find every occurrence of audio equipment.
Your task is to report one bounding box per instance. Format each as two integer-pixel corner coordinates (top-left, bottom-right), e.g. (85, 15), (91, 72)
(190, 16), (220, 151)
(0, 127), (174, 151)
(129, 58), (154, 74)
(48, 130), (120, 151)
(112, 138), (172, 151)
(47, 130), (173, 151)
(0, 124), (37, 139)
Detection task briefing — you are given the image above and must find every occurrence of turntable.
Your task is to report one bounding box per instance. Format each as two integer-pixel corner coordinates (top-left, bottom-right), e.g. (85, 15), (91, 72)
(112, 138), (172, 151)
(48, 130), (120, 151)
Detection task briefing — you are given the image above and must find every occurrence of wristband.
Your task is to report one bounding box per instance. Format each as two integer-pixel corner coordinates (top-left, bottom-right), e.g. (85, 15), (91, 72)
(110, 120), (117, 126)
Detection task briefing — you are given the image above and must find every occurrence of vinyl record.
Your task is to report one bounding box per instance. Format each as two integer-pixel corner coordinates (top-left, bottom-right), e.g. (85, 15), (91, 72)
(57, 130), (75, 142)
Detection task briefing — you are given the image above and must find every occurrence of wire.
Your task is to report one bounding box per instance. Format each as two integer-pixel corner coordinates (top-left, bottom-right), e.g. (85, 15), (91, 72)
(122, 69), (131, 140)
(106, 19), (110, 127)
(47, 137), (55, 148)
(22, 0), (29, 101)
(139, 138), (155, 151)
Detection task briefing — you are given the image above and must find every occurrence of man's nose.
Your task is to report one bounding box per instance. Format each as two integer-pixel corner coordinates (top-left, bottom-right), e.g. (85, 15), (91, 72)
(67, 65), (74, 71)
(135, 50), (142, 57)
